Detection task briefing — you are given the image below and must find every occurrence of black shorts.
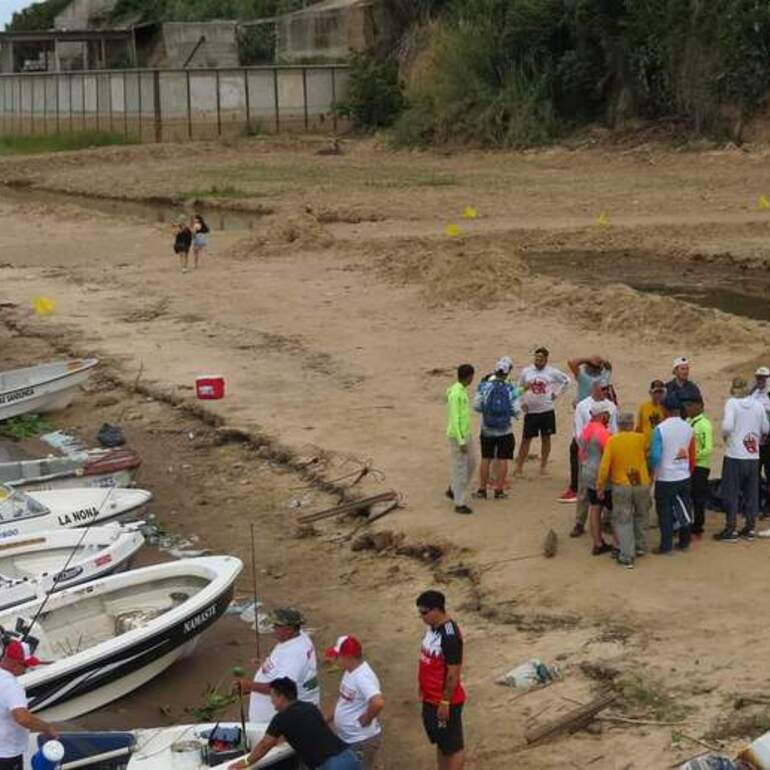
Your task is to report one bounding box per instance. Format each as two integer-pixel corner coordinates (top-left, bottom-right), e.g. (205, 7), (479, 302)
(588, 488), (612, 509)
(480, 433), (515, 460)
(0, 757), (23, 770)
(523, 411), (556, 439)
(174, 245), (190, 255)
(422, 702), (464, 756)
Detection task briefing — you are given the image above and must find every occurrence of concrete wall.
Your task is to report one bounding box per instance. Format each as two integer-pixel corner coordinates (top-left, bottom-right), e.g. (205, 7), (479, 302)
(276, 0), (394, 62)
(0, 65), (349, 141)
(54, 0), (121, 29)
(161, 22), (240, 69)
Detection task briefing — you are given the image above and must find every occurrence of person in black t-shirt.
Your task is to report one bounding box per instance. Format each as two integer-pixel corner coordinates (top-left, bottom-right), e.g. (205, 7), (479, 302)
(173, 219), (193, 273)
(229, 678), (361, 770)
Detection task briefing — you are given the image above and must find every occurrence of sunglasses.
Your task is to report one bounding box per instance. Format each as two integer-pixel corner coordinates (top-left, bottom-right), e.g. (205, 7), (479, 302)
(418, 607), (431, 615)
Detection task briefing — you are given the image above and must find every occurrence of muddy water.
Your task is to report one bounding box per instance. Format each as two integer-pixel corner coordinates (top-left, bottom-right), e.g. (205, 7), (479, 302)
(0, 185), (262, 232)
(525, 250), (770, 322)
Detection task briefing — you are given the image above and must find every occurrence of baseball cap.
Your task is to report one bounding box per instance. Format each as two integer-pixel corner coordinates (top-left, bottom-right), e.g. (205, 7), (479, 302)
(4, 640), (41, 668)
(590, 400), (612, 416)
(495, 356), (513, 375)
(673, 356), (689, 369)
(649, 379), (666, 392)
(325, 635), (363, 659)
(756, 366), (770, 377)
(730, 377), (750, 397)
(270, 607), (304, 627)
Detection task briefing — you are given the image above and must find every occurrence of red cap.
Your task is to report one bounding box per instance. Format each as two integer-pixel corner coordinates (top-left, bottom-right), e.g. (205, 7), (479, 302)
(4, 640), (41, 668)
(325, 635), (363, 659)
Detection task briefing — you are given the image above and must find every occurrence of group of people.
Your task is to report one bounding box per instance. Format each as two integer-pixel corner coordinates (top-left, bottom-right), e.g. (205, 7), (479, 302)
(446, 350), (770, 568)
(173, 213), (210, 272)
(229, 591), (466, 770)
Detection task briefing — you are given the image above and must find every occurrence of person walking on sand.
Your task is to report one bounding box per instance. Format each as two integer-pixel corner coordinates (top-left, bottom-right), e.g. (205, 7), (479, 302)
(636, 380), (667, 450)
(570, 380), (618, 538)
(751, 366), (770, 516)
(472, 357), (521, 500)
(648, 394), (695, 554)
(325, 636), (385, 770)
(446, 365), (476, 515)
(233, 607), (320, 724)
(515, 348), (571, 476)
(416, 591), (466, 770)
(577, 401), (614, 556)
(715, 377), (770, 543)
(560, 355), (613, 503)
(596, 412), (651, 569)
(686, 396), (714, 537)
(0, 641), (59, 770)
(173, 218), (192, 273)
(191, 214), (210, 269)
(666, 357), (702, 412)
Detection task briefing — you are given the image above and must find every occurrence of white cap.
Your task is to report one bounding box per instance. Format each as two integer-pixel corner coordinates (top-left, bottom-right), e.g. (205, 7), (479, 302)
(495, 356), (513, 374)
(756, 366), (770, 377)
(590, 400), (612, 417)
(673, 356), (689, 369)
(42, 741), (65, 762)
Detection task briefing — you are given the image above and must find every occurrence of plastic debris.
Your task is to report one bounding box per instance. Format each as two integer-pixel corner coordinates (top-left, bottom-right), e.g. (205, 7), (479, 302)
(32, 297), (55, 316)
(497, 658), (561, 690)
(680, 757), (738, 770)
(462, 206), (478, 220)
(445, 223), (463, 238)
(596, 212), (610, 227)
(759, 195), (770, 210)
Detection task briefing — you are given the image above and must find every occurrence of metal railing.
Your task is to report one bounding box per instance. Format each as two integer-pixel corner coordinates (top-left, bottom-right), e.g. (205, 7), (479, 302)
(0, 64), (349, 141)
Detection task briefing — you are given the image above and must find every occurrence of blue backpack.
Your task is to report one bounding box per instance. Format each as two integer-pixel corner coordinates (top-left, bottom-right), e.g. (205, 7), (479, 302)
(483, 379), (512, 431)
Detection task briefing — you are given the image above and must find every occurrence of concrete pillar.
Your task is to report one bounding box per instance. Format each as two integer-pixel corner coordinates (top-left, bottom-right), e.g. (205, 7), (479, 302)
(1, 41), (15, 74)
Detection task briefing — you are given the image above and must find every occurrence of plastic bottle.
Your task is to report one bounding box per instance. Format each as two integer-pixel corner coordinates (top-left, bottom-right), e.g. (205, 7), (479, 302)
(31, 740), (65, 770)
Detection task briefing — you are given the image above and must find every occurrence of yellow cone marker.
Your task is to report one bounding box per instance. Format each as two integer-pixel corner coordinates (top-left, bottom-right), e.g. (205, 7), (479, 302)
(462, 206), (478, 220)
(759, 195), (770, 210)
(32, 296), (55, 316)
(596, 212), (610, 227)
(445, 223), (463, 238)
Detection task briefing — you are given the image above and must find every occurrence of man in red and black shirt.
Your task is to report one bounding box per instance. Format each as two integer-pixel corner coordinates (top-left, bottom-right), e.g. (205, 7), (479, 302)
(416, 590), (466, 770)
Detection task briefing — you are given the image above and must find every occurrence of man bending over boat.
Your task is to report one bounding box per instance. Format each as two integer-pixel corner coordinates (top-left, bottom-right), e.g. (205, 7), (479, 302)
(229, 677), (361, 770)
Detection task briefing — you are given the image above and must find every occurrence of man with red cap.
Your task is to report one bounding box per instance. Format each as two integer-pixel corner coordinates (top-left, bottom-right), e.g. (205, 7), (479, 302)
(325, 636), (384, 770)
(0, 640), (58, 769)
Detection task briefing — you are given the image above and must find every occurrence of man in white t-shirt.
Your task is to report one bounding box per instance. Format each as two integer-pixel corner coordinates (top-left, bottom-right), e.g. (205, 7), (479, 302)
(0, 641), (58, 770)
(234, 607), (320, 724)
(325, 635), (384, 770)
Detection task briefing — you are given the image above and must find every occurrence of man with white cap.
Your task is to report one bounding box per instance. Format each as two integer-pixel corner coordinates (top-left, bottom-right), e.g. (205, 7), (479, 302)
(752, 367), (770, 516)
(0, 640), (58, 769)
(325, 636), (384, 770)
(472, 357), (521, 500)
(666, 357), (702, 411)
(715, 377), (770, 542)
(577, 400), (614, 555)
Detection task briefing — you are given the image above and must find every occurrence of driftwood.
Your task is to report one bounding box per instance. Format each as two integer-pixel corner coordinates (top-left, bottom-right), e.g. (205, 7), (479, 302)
(525, 692), (616, 745)
(298, 491), (398, 524)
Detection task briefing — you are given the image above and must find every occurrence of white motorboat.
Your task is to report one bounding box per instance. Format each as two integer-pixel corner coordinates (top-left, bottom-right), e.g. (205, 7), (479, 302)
(0, 448), (142, 491)
(0, 527), (145, 611)
(25, 723), (296, 769)
(5, 555), (242, 721)
(0, 486), (152, 541)
(0, 359), (98, 421)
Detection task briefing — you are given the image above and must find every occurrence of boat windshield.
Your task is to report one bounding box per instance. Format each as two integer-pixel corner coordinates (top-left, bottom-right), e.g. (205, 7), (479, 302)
(0, 488), (48, 522)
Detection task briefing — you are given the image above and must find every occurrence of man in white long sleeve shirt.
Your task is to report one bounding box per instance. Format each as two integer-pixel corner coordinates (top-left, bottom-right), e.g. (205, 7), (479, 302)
(515, 347), (571, 476)
(752, 366), (770, 517)
(716, 377), (770, 542)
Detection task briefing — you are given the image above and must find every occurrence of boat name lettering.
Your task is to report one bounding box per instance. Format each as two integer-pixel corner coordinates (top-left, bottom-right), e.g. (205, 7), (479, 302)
(53, 566), (83, 583)
(57, 507), (99, 526)
(0, 529), (20, 539)
(184, 604), (217, 634)
(0, 387), (34, 405)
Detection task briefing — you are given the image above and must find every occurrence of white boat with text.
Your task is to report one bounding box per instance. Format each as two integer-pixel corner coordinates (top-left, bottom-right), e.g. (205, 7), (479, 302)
(0, 486), (152, 541)
(0, 359), (98, 421)
(4, 555), (242, 720)
(0, 526), (145, 611)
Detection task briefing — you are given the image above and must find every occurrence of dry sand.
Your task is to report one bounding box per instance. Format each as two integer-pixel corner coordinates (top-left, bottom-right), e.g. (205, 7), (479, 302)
(1, 137), (770, 768)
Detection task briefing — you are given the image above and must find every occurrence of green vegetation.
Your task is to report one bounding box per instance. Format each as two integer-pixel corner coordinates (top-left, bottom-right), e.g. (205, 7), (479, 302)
(7, 0), (71, 31)
(107, 0), (305, 24)
(336, 51), (405, 130)
(0, 414), (53, 441)
(0, 132), (133, 156)
(392, 0), (770, 147)
(613, 671), (691, 723)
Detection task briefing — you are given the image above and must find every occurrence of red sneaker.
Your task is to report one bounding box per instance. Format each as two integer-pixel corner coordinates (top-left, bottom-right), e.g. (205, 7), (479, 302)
(557, 488), (577, 504)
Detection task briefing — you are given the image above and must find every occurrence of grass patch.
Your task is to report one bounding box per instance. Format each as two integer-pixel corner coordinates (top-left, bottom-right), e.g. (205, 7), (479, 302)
(0, 131), (133, 155)
(0, 414), (53, 440)
(177, 184), (269, 200)
(613, 671), (691, 722)
(705, 708), (770, 742)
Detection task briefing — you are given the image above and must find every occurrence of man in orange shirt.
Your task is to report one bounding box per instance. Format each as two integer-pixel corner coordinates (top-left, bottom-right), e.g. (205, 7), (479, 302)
(597, 412), (652, 569)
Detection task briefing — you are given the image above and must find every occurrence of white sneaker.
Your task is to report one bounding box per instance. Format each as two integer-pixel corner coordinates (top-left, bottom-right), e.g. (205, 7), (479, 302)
(757, 528), (770, 538)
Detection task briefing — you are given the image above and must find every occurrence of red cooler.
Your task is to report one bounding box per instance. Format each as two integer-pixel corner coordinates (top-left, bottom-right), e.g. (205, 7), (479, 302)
(195, 375), (226, 400)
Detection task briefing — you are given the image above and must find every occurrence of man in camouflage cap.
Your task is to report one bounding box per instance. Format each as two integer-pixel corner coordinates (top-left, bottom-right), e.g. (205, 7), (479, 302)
(233, 606), (320, 724)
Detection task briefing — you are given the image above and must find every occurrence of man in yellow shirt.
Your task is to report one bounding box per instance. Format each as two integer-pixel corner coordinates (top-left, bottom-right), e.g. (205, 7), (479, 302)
(636, 380), (667, 449)
(446, 364), (476, 515)
(597, 412), (652, 569)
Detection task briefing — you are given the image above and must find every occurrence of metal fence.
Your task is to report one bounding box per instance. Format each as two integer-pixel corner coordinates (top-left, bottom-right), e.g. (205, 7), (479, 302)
(0, 64), (350, 141)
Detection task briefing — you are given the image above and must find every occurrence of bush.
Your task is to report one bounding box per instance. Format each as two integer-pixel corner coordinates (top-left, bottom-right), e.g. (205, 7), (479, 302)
(336, 51), (406, 130)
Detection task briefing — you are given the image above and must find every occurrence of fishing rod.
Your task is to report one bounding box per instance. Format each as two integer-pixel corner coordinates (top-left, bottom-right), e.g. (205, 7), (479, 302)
(250, 522), (260, 660)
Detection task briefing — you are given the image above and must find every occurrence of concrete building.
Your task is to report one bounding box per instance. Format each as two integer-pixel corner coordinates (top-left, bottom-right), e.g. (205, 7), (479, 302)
(160, 22), (240, 68)
(276, 0), (394, 63)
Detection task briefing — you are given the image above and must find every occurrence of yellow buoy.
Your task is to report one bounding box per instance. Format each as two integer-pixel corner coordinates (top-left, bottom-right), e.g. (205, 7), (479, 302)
(596, 212), (610, 227)
(32, 296), (55, 316)
(759, 195), (770, 210)
(445, 223), (463, 238)
(462, 206), (478, 220)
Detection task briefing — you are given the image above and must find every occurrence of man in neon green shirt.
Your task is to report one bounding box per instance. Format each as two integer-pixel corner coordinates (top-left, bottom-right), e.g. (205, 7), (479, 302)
(686, 396), (714, 536)
(446, 364), (476, 515)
